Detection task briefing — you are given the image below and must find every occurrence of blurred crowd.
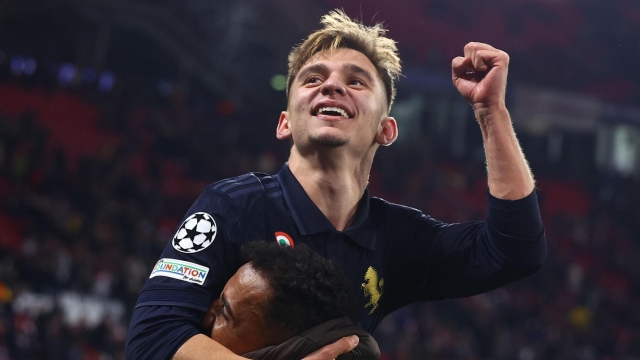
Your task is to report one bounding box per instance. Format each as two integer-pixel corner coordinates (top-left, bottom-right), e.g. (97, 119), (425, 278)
(0, 70), (639, 360)
(332, 0), (640, 106)
(1, 0), (640, 359)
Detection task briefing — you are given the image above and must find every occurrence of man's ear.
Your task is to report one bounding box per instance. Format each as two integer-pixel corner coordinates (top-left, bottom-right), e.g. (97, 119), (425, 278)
(375, 117), (398, 146)
(276, 111), (292, 140)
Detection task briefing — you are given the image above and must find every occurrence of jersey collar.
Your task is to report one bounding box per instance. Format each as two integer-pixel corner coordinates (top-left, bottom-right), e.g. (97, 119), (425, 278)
(276, 164), (376, 250)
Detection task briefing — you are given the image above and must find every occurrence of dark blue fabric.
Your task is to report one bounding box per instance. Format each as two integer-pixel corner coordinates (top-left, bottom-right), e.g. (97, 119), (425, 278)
(125, 305), (202, 360)
(126, 164), (546, 359)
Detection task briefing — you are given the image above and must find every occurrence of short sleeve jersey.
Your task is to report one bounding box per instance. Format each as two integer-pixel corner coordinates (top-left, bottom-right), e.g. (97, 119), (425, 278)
(136, 164), (546, 333)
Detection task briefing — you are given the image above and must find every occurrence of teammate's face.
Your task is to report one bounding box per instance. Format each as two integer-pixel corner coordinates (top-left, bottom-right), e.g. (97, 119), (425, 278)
(205, 263), (278, 355)
(277, 48), (397, 153)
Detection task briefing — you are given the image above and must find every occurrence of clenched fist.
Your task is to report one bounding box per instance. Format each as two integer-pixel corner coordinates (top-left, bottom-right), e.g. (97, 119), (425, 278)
(452, 42), (509, 112)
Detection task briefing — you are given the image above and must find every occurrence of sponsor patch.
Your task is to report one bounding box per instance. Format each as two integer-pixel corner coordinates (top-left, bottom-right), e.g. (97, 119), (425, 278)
(150, 258), (209, 285)
(275, 231), (294, 247)
(172, 212), (217, 253)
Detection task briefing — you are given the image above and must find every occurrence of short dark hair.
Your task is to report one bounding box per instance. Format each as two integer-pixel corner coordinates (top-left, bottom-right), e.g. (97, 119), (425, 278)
(241, 241), (356, 339)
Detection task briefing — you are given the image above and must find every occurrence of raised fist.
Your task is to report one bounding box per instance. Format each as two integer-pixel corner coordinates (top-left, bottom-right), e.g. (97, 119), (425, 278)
(452, 42), (510, 111)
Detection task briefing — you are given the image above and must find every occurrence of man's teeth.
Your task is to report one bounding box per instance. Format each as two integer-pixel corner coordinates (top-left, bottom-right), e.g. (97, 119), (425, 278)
(318, 107), (349, 118)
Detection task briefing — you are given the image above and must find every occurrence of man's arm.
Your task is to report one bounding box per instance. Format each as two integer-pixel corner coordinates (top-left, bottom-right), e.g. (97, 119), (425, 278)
(173, 324), (360, 360)
(302, 336), (360, 360)
(124, 305), (217, 360)
(385, 191), (545, 304)
(243, 318), (371, 360)
(173, 334), (246, 360)
(124, 304), (250, 360)
(452, 42), (534, 200)
(125, 296), (358, 360)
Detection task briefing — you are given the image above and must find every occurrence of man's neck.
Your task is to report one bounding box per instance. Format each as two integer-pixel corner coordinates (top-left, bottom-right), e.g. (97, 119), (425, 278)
(288, 148), (375, 231)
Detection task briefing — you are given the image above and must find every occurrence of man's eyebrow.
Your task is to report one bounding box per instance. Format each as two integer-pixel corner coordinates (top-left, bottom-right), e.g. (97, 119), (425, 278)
(297, 62), (376, 84)
(297, 63), (330, 81)
(342, 63), (375, 84)
(221, 295), (235, 320)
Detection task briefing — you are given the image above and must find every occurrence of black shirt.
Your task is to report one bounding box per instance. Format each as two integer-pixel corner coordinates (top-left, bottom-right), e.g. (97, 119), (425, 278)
(126, 164), (546, 359)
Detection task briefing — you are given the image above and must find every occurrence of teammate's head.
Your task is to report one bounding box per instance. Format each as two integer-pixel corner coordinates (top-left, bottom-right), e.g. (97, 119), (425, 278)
(286, 9), (401, 112)
(205, 242), (356, 355)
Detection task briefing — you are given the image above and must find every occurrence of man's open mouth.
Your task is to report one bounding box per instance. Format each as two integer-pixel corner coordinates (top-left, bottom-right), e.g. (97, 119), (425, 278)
(314, 106), (351, 119)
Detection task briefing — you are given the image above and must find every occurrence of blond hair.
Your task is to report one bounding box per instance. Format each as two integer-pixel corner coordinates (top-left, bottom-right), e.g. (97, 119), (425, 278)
(287, 10), (402, 111)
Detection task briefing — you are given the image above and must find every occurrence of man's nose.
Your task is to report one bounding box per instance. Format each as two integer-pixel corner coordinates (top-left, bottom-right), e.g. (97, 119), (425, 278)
(321, 77), (346, 96)
(211, 299), (223, 316)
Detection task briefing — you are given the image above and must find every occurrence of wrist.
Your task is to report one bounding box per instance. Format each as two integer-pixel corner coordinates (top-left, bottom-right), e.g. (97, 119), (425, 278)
(473, 104), (511, 136)
(473, 102), (508, 118)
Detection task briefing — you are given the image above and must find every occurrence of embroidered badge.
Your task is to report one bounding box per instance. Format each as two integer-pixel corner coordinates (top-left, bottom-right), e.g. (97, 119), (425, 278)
(362, 266), (384, 314)
(275, 232), (294, 247)
(172, 212), (217, 253)
(150, 258), (209, 285)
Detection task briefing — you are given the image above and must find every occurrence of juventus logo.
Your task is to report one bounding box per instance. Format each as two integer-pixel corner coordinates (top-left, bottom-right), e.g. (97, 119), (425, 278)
(362, 266), (384, 314)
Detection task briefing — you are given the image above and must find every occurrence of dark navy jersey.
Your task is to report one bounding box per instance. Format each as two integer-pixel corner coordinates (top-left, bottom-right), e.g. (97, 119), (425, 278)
(126, 164), (546, 359)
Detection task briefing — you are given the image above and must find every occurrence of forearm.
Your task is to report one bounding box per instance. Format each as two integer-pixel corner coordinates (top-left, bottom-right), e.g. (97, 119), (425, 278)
(475, 105), (534, 200)
(175, 333), (359, 360)
(416, 191), (545, 300)
(173, 334), (248, 360)
(451, 42), (534, 200)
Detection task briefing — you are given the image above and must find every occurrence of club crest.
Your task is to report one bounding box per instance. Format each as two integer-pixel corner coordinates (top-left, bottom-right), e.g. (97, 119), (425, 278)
(362, 266), (384, 314)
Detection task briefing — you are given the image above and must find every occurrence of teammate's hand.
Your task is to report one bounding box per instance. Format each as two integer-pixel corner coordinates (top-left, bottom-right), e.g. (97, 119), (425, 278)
(301, 335), (359, 360)
(452, 42), (509, 111)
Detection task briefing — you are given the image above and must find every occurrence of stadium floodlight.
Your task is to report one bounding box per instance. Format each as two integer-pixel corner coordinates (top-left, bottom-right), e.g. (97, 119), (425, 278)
(10, 55), (25, 75)
(24, 57), (36, 75)
(58, 63), (77, 85)
(270, 74), (287, 91)
(98, 72), (115, 91)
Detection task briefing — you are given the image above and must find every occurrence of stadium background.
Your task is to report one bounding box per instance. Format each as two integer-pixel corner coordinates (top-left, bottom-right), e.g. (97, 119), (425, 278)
(1, 0), (640, 359)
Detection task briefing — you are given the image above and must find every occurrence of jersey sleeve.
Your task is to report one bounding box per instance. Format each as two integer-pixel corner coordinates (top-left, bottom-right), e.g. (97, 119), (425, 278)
(135, 185), (242, 313)
(125, 305), (203, 360)
(387, 189), (546, 305)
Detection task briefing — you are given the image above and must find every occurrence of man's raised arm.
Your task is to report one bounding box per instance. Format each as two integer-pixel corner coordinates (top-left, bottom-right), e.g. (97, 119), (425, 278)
(452, 42), (535, 200)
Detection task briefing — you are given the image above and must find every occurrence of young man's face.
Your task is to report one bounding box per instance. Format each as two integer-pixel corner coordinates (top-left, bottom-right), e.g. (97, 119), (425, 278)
(278, 48), (396, 154)
(205, 263), (280, 355)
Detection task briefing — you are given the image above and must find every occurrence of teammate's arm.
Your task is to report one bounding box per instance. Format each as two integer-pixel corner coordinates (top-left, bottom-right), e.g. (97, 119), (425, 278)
(302, 336), (360, 360)
(126, 304), (358, 360)
(452, 42), (535, 200)
(172, 334), (246, 360)
(173, 332), (359, 360)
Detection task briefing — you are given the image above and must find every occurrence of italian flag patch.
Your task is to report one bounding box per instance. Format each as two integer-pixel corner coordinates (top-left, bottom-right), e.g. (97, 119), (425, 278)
(275, 232), (294, 247)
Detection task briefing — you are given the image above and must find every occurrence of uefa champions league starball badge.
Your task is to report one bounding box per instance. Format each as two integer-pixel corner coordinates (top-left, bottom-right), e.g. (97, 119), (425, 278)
(172, 212), (217, 253)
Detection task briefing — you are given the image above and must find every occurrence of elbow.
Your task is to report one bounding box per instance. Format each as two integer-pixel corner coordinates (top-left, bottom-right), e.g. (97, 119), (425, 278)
(517, 256), (545, 278)
(511, 233), (547, 277)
